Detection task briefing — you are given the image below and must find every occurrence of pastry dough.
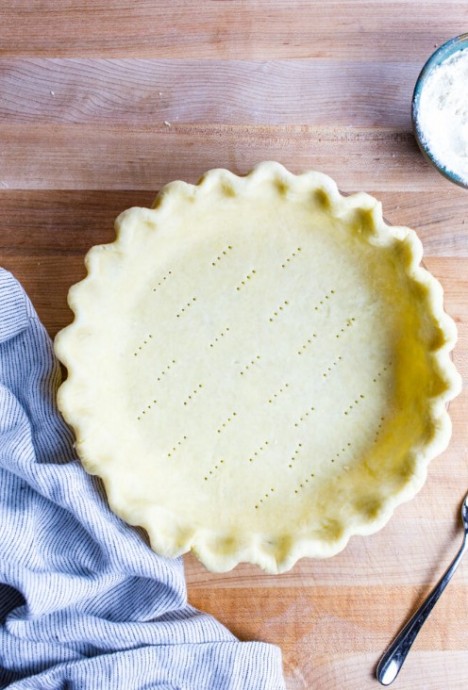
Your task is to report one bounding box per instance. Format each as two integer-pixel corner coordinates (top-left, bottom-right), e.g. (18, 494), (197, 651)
(55, 162), (461, 573)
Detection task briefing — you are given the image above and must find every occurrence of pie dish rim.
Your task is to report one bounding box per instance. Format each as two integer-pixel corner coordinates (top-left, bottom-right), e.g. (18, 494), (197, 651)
(54, 161), (462, 573)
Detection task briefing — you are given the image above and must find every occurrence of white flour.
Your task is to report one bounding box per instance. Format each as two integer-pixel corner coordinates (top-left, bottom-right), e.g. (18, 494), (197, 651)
(417, 48), (468, 184)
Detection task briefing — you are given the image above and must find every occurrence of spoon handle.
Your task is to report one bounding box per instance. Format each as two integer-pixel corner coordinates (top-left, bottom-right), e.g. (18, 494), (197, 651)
(376, 535), (468, 686)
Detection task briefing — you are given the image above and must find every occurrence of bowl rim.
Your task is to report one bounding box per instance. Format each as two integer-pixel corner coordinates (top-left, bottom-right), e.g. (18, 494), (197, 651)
(412, 32), (468, 189)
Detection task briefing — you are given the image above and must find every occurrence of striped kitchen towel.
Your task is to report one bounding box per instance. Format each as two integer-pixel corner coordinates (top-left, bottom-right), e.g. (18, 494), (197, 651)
(0, 268), (285, 690)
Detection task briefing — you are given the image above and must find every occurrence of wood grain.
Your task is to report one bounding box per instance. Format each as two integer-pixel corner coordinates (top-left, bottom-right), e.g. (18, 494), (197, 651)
(0, 124), (454, 192)
(0, 58), (420, 129)
(2, 190), (468, 257)
(188, 585), (468, 649)
(0, 1), (466, 60)
(1, 2), (468, 688)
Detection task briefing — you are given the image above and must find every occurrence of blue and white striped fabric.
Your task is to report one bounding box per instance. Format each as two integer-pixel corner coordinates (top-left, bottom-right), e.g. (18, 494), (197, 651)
(0, 269), (285, 690)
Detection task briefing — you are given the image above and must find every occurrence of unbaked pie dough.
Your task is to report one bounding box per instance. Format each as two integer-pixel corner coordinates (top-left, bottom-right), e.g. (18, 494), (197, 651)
(55, 162), (461, 573)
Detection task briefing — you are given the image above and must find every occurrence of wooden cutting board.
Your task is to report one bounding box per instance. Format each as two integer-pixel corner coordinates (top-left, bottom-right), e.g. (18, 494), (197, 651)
(1, 2), (467, 688)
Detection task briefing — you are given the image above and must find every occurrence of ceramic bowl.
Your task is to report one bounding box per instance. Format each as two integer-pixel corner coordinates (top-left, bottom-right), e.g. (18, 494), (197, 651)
(412, 33), (468, 189)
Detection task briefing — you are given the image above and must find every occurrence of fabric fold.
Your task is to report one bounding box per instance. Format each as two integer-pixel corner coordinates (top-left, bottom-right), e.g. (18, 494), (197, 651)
(0, 268), (285, 690)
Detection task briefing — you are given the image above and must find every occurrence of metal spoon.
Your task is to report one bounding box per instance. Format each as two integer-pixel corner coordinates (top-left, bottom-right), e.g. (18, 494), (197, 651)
(376, 491), (468, 685)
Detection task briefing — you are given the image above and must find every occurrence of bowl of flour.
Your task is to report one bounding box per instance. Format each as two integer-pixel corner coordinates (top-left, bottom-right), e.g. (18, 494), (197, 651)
(412, 33), (468, 188)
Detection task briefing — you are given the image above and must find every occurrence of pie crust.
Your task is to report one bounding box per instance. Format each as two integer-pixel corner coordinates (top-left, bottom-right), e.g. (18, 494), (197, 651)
(55, 162), (461, 573)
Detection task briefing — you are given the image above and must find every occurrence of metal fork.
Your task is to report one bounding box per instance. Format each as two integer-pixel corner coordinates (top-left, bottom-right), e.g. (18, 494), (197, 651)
(376, 491), (468, 685)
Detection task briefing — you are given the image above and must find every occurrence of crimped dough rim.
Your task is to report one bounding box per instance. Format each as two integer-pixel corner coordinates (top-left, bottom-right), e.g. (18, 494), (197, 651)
(55, 162), (461, 574)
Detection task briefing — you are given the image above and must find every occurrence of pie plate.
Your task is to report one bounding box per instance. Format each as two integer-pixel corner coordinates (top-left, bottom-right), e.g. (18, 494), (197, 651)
(54, 162), (461, 574)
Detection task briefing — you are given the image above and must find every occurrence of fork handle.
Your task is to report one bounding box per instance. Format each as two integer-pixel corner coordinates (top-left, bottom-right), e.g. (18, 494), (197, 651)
(376, 535), (468, 686)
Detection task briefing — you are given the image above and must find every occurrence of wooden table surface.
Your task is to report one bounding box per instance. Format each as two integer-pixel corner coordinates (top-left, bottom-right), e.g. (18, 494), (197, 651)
(1, 2), (467, 688)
